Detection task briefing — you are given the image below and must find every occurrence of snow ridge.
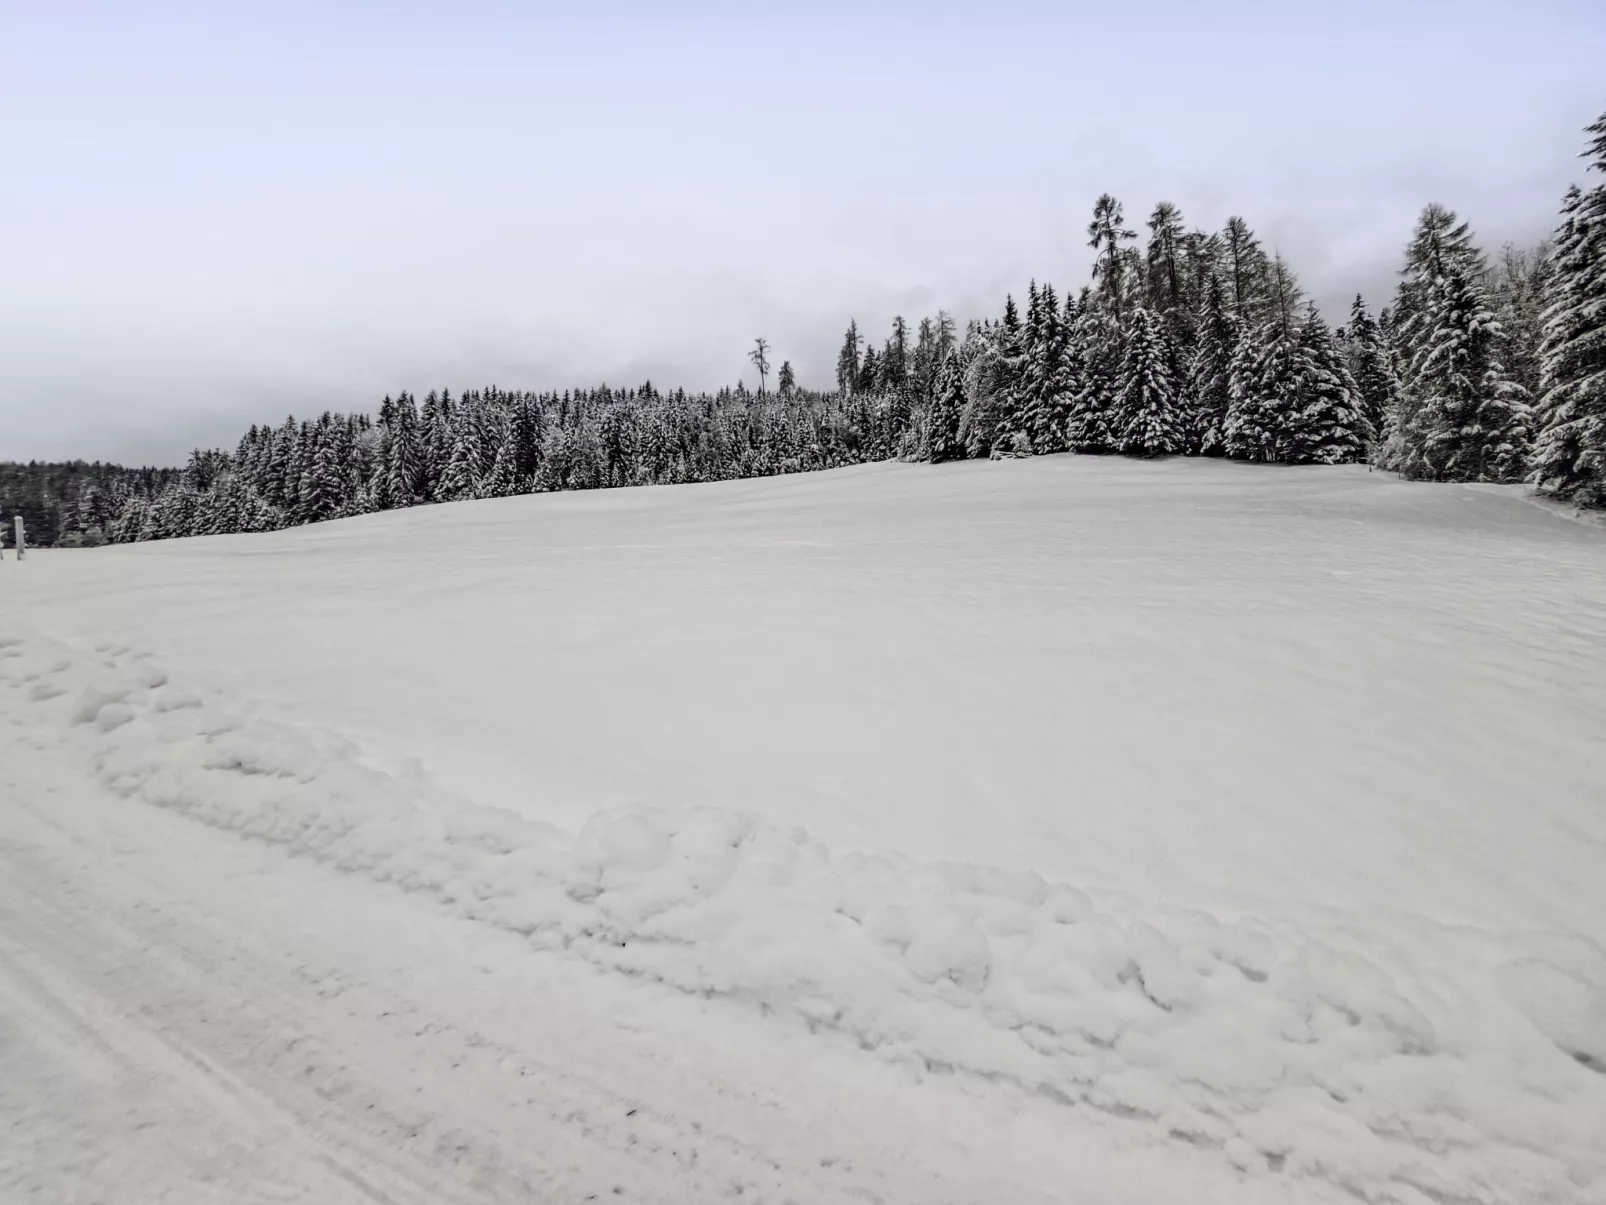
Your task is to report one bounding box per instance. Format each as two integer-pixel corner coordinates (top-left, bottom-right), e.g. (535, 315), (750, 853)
(2, 627), (1603, 1205)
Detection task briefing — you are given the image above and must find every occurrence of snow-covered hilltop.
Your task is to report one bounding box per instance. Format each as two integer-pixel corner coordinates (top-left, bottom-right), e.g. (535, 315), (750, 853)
(3, 457), (1604, 1204)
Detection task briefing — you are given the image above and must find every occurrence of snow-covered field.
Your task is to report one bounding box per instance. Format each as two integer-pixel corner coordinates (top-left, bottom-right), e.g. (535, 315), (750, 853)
(3, 456), (1604, 1204)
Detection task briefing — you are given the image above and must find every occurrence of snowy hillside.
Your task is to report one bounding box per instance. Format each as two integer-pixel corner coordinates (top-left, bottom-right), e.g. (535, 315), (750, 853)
(4, 455), (1605, 1205)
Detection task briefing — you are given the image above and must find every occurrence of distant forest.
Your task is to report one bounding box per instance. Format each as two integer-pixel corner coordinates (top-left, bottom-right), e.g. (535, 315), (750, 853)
(8, 109), (1604, 548)
(0, 462), (177, 548)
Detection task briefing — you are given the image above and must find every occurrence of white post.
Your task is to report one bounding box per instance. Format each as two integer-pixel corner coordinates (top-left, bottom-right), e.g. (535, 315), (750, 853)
(14, 516), (24, 560)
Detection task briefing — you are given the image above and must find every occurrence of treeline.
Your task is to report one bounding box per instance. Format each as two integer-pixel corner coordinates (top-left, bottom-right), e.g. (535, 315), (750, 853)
(24, 109), (1606, 547)
(0, 461), (177, 548)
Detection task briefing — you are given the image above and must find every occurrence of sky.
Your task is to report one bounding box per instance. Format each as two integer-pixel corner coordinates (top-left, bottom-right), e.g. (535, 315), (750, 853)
(3, 0), (1603, 466)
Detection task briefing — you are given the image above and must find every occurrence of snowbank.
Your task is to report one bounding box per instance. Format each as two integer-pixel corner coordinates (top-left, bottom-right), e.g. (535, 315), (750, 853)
(3, 626), (1602, 1204)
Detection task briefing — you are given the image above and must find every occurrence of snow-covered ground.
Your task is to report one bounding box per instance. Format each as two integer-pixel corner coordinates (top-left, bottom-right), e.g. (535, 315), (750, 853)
(3, 456), (1604, 1204)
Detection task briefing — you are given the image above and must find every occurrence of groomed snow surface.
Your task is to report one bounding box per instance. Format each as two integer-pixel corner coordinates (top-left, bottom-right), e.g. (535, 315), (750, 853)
(3, 456), (1604, 1204)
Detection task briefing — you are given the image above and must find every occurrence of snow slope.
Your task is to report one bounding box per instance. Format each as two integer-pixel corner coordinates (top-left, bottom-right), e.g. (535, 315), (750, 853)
(3, 455), (1605, 1203)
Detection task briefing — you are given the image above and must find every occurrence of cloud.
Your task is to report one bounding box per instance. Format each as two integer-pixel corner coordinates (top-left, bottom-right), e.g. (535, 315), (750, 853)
(2, 0), (1600, 463)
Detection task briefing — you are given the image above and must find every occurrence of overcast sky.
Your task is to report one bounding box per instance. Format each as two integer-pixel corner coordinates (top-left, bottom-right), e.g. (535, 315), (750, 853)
(3, 0), (1603, 465)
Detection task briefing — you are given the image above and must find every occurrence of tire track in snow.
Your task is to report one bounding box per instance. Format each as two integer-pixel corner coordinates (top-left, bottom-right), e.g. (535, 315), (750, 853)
(2, 626), (1604, 1204)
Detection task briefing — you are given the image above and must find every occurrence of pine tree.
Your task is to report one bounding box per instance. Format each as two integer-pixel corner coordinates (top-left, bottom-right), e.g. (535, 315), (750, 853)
(477, 439), (518, 499)
(777, 360), (797, 397)
(1189, 274), (1238, 455)
(420, 390), (450, 498)
(257, 419), (288, 509)
(435, 414), (479, 501)
(928, 350), (967, 463)
(1408, 264), (1530, 482)
(1065, 300), (1119, 452)
(298, 420), (343, 521)
(1223, 322), (1275, 462)
(1345, 295), (1399, 453)
(1531, 114), (1606, 505)
(959, 328), (1012, 458)
(387, 392), (423, 505)
(857, 344), (879, 395)
(1287, 305), (1371, 464)
(283, 423), (310, 522)
(1491, 241), (1553, 406)
(1112, 308), (1182, 456)
(1225, 257), (1305, 462)
(1022, 282), (1070, 453)
(994, 294), (1028, 446)
(1395, 204), (1487, 376)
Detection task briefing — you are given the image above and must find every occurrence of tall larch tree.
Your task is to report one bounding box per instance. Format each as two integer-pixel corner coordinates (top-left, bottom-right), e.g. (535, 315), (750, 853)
(1221, 217), (1269, 324)
(1088, 194), (1137, 317)
(1145, 202), (1191, 351)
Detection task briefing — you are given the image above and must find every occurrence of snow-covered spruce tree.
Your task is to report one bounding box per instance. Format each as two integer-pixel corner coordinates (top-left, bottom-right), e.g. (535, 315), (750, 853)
(1224, 256), (1303, 462)
(927, 349), (968, 463)
(1286, 305), (1370, 464)
(477, 439), (518, 499)
(958, 325), (1014, 458)
(1224, 322), (1281, 462)
(298, 422), (344, 522)
(419, 390), (448, 498)
(1344, 295), (1399, 456)
(1405, 263), (1530, 482)
(1491, 240), (1553, 407)
(1188, 272), (1237, 455)
(387, 392), (423, 506)
(434, 415), (480, 501)
(1393, 204), (1487, 383)
(262, 418), (292, 509)
(282, 423), (312, 523)
(510, 395), (545, 481)
(1112, 307), (1182, 456)
(1530, 115), (1606, 505)
(991, 294), (1029, 450)
(1021, 282), (1071, 453)
(1065, 297), (1119, 452)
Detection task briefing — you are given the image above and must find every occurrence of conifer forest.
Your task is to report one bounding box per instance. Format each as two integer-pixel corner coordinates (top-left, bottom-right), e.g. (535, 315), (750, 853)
(10, 110), (1605, 548)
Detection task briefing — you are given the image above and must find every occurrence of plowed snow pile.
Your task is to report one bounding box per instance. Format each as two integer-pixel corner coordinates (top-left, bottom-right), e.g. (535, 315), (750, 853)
(4, 456), (1604, 1204)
